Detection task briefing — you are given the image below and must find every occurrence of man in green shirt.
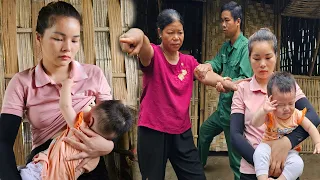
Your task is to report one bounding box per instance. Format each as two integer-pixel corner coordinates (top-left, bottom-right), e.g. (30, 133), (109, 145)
(196, 2), (253, 180)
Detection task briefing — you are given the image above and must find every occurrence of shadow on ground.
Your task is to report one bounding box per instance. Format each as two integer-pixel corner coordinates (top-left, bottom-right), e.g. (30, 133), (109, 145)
(133, 153), (320, 180)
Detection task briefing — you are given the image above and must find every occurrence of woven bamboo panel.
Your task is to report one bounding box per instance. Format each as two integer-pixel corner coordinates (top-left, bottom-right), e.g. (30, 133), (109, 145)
(17, 0), (31, 28)
(294, 75), (320, 153)
(107, 0), (127, 100)
(17, 33), (34, 71)
(123, 0), (138, 108)
(283, 0), (320, 19)
(31, 0), (45, 65)
(244, 1), (274, 38)
(82, 0), (95, 65)
(93, 0), (112, 85)
(121, 0), (136, 28)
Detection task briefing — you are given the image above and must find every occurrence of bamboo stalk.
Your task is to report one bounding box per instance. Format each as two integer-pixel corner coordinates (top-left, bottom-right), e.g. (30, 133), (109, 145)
(309, 30), (320, 76)
(82, 0), (96, 65)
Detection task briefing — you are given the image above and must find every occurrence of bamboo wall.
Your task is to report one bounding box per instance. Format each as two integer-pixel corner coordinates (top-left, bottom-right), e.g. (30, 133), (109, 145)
(295, 75), (320, 153)
(0, 0), (137, 172)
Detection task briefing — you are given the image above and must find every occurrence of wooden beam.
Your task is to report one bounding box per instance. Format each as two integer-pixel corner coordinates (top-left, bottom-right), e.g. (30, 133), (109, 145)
(82, 0), (96, 65)
(31, 0), (44, 66)
(309, 30), (320, 76)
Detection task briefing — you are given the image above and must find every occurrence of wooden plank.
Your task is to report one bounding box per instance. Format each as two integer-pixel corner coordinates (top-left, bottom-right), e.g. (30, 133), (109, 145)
(82, 0), (96, 65)
(31, 0), (44, 65)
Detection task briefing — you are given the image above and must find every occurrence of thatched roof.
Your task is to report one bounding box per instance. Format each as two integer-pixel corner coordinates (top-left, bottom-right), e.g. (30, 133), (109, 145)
(282, 0), (320, 19)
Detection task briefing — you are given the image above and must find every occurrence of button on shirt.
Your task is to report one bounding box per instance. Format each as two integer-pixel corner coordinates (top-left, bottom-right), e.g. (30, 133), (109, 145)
(1, 60), (112, 148)
(206, 33), (253, 125)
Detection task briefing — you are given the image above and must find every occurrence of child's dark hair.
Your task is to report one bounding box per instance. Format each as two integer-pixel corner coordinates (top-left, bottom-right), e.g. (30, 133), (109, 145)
(36, 1), (82, 36)
(94, 100), (133, 140)
(221, 1), (243, 25)
(157, 9), (184, 31)
(248, 28), (277, 56)
(267, 71), (296, 97)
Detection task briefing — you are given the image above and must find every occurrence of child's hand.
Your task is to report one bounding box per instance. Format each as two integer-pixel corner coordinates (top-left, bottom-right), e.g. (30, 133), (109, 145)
(313, 143), (320, 154)
(263, 95), (278, 113)
(61, 78), (74, 88)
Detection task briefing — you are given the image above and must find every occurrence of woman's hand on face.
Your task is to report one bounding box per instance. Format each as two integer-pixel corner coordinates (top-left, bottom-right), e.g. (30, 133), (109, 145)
(119, 28), (144, 56)
(63, 126), (114, 170)
(194, 63), (212, 79)
(265, 137), (291, 177)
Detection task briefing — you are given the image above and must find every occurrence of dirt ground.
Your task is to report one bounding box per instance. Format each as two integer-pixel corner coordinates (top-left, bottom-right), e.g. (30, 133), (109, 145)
(133, 153), (320, 180)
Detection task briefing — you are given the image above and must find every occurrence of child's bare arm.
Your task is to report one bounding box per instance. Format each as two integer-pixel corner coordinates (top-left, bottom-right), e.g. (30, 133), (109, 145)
(59, 78), (77, 127)
(300, 117), (320, 153)
(251, 107), (268, 127)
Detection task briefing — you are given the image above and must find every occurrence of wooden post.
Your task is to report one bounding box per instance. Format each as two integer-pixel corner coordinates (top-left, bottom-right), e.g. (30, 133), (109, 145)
(32, 0), (45, 65)
(82, 0), (96, 65)
(309, 30), (320, 76)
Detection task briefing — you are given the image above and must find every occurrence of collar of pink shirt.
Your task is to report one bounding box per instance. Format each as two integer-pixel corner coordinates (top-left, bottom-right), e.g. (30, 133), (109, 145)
(249, 75), (267, 94)
(34, 60), (88, 87)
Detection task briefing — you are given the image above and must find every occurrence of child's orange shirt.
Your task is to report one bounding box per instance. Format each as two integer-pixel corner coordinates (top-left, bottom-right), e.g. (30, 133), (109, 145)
(263, 108), (307, 151)
(33, 112), (99, 180)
